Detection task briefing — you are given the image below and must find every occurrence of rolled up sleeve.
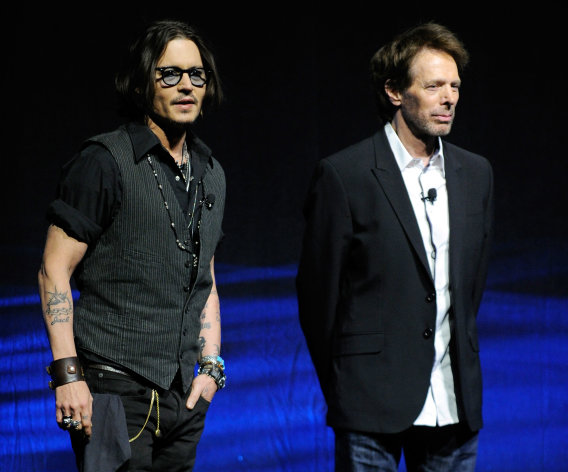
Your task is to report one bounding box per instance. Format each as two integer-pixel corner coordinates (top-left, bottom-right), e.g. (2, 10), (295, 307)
(46, 143), (121, 244)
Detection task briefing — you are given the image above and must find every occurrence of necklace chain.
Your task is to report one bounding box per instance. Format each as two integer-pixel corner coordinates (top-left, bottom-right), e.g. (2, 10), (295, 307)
(181, 141), (191, 191)
(147, 155), (200, 255)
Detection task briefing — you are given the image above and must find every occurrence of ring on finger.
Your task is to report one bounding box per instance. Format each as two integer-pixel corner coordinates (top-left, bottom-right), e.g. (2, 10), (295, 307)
(62, 416), (73, 426)
(71, 420), (81, 429)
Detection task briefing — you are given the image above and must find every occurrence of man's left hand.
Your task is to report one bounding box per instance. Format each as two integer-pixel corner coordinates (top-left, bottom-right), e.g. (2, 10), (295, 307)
(186, 374), (217, 409)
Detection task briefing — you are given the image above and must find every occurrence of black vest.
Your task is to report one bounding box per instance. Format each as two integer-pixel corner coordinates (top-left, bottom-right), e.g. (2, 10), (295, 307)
(73, 126), (225, 390)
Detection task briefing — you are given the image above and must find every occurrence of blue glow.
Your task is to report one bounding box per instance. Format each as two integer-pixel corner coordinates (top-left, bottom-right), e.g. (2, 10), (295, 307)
(1, 262), (567, 471)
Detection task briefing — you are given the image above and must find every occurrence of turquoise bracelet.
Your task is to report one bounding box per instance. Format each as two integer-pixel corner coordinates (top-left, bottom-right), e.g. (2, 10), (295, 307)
(200, 355), (225, 369)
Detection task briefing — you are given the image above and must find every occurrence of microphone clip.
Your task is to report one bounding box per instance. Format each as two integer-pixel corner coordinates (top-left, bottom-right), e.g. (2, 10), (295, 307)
(201, 194), (215, 210)
(421, 188), (437, 204)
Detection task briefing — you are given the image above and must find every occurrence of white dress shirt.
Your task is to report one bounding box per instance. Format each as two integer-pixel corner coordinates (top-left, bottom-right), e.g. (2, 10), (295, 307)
(384, 122), (459, 426)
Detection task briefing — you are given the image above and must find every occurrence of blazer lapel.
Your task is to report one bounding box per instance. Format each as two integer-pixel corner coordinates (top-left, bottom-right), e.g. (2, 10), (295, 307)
(370, 131), (433, 280)
(444, 144), (466, 288)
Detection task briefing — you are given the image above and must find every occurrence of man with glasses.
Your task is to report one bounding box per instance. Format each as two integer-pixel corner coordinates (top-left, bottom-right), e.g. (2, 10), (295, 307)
(38, 19), (226, 471)
(297, 22), (494, 471)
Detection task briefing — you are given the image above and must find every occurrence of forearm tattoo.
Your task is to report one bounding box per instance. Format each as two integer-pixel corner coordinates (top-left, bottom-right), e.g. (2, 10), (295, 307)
(210, 289), (221, 322)
(198, 337), (221, 357)
(197, 287), (221, 357)
(200, 309), (211, 330)
(45, 286), (72, 325)
(200, 297), (221, 329)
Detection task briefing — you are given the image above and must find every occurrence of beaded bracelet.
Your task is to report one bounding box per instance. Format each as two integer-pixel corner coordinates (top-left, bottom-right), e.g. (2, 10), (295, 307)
(197, 362), (226, 390)
(200, 355), (225, 369)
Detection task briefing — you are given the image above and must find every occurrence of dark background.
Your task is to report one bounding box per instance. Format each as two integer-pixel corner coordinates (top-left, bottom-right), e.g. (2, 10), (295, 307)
(4, 6), (566, 286)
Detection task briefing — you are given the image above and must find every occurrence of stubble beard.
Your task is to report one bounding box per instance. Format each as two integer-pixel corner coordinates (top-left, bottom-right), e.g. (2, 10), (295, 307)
(402, 107), (455, 140)
(149, 110), (196, 135)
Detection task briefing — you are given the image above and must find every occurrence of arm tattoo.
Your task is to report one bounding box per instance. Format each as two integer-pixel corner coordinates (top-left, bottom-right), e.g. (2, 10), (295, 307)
(45, 286), (72, 325)
(199, 338), (220, 357)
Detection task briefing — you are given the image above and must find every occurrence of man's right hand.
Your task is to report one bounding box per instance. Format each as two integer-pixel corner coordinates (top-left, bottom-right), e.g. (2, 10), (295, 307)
(55, 380), (94, 438)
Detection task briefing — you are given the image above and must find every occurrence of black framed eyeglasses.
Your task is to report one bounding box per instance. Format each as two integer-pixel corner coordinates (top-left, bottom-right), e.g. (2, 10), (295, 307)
(155, 66), (210, 87)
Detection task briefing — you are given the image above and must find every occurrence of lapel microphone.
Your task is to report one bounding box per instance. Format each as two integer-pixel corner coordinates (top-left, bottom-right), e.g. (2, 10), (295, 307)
(202, 194), (215, 209)
(421, 188), (437, 204)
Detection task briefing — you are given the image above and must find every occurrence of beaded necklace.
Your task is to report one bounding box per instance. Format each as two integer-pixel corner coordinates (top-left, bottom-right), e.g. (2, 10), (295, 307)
(146, 148), (201, 253)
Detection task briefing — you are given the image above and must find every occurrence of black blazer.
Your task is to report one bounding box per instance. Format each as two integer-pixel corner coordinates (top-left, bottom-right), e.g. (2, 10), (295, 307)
(296, 129), (494, 434)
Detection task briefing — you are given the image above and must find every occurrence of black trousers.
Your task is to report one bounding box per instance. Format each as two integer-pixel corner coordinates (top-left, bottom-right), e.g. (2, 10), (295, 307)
(73, 365), (210, 472)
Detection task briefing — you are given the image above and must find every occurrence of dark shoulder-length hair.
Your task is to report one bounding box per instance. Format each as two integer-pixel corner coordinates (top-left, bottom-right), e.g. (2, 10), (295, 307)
(370, 22), (469, 125)
(115, 19), (223, 121)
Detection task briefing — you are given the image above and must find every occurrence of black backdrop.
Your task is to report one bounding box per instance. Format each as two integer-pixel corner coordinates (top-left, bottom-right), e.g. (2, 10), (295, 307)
(3, 6), (567, 290)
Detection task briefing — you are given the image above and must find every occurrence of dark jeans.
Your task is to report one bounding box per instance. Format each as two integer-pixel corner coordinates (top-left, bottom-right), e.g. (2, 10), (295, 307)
(334, 424), (479, 472)
(74, 366), (210, 472)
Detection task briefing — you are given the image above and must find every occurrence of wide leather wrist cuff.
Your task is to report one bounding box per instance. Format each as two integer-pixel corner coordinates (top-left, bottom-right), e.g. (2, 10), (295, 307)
(46, 357), (85, 390)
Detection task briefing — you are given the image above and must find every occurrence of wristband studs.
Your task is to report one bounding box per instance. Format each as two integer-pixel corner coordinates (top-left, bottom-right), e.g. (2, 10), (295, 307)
(46, 357), (85, 390)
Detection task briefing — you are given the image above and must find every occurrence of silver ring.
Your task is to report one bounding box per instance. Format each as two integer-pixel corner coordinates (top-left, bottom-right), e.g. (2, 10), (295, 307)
(71, 420), (81, 429)
(62, 416), (73, 426)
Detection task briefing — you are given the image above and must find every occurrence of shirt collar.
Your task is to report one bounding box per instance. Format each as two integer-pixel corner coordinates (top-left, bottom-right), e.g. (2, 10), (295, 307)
(384, 122), (445, 173)
(124, 121), (213, 167)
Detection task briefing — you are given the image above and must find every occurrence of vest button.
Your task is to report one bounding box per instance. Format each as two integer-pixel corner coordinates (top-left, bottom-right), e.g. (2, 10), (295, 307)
(423, 328), (433, 339)
(183, 286), (190, 292)
(425, 293), (436, 303)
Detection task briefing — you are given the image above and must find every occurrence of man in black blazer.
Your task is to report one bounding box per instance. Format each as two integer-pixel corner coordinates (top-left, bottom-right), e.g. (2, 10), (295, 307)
(296, 22), (494, 471)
